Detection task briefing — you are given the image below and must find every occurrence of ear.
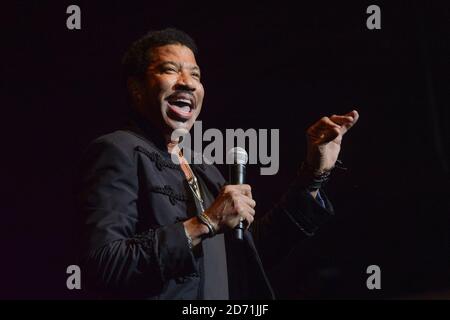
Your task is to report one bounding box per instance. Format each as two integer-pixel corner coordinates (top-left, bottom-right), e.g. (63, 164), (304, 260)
(127, 78), (143, 103)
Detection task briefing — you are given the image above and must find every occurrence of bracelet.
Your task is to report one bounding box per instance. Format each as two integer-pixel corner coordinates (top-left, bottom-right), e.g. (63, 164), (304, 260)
(184, 226), (193, 250)
(197, 213), (217, 238)
(298, 161), (333, 191)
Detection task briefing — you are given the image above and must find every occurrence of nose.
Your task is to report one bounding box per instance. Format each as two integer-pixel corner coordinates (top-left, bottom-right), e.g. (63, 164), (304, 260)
(174, 71), (196, 92)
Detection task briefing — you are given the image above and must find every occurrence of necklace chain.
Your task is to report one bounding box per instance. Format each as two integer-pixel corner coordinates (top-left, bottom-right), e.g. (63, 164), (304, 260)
(181, 158), (205, 212)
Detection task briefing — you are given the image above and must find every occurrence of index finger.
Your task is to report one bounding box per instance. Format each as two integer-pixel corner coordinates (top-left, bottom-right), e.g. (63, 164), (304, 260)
(236, 184), (253, 198)
(330, 110), (359, 134)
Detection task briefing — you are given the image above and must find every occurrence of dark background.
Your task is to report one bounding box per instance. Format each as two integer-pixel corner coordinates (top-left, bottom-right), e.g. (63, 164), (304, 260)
(2, 1), (449, 299)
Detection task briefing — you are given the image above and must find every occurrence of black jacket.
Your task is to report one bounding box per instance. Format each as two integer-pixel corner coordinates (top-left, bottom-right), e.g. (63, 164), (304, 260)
(78, 117), (334, 299)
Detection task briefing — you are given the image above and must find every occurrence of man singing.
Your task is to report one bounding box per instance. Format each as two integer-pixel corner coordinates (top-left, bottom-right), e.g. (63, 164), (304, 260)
(78, 28), (359, 299)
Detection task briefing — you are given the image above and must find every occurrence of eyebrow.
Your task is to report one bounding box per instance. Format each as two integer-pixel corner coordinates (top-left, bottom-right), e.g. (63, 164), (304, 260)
(160, 61), (201, 72)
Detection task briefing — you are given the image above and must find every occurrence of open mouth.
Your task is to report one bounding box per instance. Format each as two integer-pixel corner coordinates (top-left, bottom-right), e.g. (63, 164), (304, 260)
(166, 94), (195, 121)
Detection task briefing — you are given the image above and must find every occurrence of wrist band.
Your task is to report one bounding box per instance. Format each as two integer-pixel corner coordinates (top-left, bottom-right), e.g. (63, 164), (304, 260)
(184, 226), (193, 250)
(197, 213), (217, 237)
(298, 161), (334, 191)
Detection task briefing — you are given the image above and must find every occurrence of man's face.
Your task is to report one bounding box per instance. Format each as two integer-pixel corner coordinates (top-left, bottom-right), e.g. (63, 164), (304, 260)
(135, 44), (204, 135)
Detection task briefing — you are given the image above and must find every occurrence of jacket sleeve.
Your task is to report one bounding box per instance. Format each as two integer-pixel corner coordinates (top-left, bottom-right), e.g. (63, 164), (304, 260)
(250, 177), (335, 271)
(78, 138), (197, 295)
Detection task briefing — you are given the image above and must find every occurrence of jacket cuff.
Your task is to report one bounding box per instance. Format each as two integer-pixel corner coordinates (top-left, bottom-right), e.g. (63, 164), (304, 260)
(279, 178), (335, 236)
(155, 222), (199, 280)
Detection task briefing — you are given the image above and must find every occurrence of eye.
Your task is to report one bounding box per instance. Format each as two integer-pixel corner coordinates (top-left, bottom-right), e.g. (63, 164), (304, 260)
(163, 67), (177, 74)
(192, 72), (201, 79)
(161, 65), (178, 74)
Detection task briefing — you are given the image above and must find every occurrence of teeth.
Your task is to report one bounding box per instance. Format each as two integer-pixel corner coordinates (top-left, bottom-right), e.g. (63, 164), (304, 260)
(169, 97), (192, 106)
(176, 99), (191, 106)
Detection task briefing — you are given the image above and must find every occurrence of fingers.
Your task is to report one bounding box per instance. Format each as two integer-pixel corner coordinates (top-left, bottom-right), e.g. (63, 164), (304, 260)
(234, 201), (255, 228)
(241, 196), (256, 208)
(226, 186), (255, 213)
(223, 184), (253, 198)
(329, 115), (353, 126)
(234, 197), (255, 214)
(345, 110), (360, 123)
(330, 110), (359, 134)
(328, 115), (352, 135)
(217, 184), (256, 230)
(238, 184), (253, 198)
(308, 110), (360, 142)
(233, 192), (256, 223)
(307, 117), (341, 142)
(241, 212), (254, 229)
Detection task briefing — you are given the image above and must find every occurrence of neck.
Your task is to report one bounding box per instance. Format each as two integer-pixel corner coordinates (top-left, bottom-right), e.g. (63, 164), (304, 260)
(167, 139), (179, 155)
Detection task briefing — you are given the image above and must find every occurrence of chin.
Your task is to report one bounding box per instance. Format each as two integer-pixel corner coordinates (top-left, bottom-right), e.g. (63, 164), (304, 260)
(165, 117), (195, 133)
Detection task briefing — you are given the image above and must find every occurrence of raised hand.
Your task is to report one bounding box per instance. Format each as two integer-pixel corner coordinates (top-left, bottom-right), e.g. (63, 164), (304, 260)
(305, 110), (359, 172)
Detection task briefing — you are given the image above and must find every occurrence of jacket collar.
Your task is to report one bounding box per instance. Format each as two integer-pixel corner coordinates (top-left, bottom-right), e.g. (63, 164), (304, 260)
(124, 111), (170, 156)
(124, 111), (211, 168)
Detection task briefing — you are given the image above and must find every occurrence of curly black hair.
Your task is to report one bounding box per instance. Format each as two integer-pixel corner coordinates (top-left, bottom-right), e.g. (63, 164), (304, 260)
(122, 28), (198, 81)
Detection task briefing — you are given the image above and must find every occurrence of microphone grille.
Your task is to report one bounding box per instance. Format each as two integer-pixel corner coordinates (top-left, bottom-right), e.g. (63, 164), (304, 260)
(227, 147), (248, 165)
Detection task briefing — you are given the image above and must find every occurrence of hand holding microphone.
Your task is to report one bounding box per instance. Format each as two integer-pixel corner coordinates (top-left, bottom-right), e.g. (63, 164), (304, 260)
(203, 148), (254, 240)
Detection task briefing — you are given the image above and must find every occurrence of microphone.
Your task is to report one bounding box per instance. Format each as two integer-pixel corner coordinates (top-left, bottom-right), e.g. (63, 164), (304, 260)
(227, 147), (249, 241)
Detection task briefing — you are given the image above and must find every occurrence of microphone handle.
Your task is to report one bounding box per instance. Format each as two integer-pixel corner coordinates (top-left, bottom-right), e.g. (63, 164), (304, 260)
(229, 164), (246, 241)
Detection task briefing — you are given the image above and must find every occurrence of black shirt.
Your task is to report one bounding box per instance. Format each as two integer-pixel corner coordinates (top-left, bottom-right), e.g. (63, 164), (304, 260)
(194, 174), (229, 299)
